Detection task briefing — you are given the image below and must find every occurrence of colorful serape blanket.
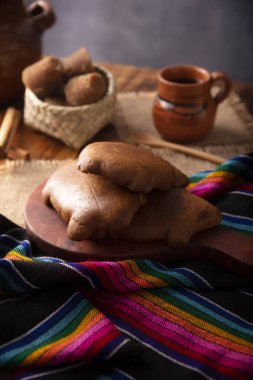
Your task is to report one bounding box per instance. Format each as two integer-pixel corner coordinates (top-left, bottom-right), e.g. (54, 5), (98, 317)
(0, 154), (253, 380)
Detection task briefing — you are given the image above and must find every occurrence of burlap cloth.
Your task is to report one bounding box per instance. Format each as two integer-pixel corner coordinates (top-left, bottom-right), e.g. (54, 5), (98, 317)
(0, 91), (253, 227)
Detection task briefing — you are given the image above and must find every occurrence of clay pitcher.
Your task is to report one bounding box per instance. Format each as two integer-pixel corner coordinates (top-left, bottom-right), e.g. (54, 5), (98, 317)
(0, 0), (55, 106)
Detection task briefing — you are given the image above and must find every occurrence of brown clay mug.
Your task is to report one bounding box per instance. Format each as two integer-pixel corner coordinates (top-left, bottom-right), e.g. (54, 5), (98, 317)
(152, 64), (232, 143)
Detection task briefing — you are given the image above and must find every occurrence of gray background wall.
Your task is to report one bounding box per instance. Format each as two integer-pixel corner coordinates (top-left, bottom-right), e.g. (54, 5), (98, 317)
(40, 0), (253, 81)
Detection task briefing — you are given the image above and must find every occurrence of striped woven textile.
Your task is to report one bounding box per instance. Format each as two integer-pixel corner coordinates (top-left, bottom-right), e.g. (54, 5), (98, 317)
(188, 153), (253, 236)
(0, 154), (252, 380)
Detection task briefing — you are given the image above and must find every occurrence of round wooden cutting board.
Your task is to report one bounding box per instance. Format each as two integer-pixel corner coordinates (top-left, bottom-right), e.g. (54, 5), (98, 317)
(24, 182), (253, 277)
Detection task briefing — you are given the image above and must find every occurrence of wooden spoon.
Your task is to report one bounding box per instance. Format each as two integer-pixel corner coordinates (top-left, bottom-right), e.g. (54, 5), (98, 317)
(130, 132), (224, 165)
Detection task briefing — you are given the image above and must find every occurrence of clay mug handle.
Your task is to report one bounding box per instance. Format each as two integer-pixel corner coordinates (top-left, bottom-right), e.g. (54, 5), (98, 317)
(211, 71), (233, 104)
(26, 0), (55, 32)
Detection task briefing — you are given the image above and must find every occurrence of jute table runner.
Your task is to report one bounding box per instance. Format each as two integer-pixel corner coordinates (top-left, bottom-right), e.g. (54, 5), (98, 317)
(113, 90), (253, 174)
(0, 91), (253, 227)
(0, 160), (66, 227)
(113, 91), (253, 146)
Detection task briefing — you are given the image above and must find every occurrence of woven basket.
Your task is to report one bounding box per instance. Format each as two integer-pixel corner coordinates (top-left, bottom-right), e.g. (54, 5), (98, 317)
(24, 65), (116, 150)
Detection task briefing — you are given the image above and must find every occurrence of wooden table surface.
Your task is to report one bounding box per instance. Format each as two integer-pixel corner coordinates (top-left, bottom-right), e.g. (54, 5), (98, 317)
(2, 62), (253, 160)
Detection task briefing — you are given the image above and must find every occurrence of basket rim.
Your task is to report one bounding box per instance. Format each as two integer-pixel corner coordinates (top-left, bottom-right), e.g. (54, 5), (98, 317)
(25, 64), (115, 111)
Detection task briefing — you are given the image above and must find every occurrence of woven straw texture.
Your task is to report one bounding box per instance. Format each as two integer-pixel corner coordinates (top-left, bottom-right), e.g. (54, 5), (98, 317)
(24, 66), (116, 150)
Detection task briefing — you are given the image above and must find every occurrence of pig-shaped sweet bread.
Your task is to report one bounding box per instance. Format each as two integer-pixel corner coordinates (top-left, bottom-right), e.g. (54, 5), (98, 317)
(42, 163), (145, 241)
(109, 187), (221, 247)
(78, 142), (189, 194)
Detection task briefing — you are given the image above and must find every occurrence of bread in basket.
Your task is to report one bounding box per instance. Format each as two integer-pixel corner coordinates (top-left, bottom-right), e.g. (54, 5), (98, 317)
(24, 65), (115, 150)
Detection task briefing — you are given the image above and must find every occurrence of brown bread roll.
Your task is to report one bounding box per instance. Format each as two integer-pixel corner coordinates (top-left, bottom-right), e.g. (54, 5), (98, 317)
(62, 47), (94, 80)
(64, 72), (107, 106)
(22, 56), (63, 99)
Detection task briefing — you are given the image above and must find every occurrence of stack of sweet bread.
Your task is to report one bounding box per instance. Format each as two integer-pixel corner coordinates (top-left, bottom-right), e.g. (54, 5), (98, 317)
(42, 142), (221, 247)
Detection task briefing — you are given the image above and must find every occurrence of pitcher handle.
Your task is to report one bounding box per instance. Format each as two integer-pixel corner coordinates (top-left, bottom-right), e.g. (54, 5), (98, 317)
(211, 70), (233, 104)
(26, 0), (55, 32)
